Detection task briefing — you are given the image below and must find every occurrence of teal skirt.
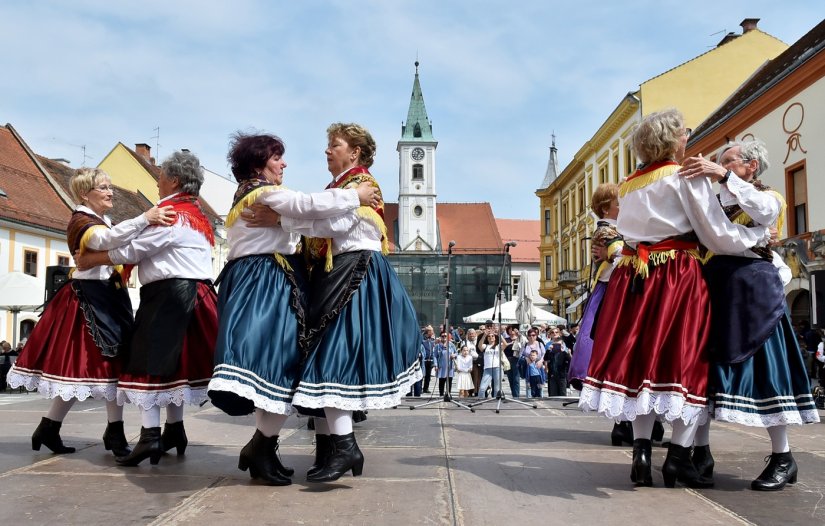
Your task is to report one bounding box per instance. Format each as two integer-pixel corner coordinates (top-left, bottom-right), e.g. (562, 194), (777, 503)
(710, 312), (819, 427)
(292, 252), (423, 411)
(208, 254), (307, 416)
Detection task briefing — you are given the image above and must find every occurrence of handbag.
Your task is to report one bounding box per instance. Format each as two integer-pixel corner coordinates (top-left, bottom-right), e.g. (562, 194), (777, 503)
(500, 349), (511, 372)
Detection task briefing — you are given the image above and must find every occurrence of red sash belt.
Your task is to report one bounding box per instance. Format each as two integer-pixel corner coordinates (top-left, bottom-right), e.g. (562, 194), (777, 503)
(622, 239), (699, 268)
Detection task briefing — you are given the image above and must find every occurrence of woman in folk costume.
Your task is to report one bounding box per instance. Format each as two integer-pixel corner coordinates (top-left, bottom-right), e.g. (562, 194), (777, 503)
(206, 132), (378, 486)
(8, 168), (173, 456)
(680, 140), (818, 491)
(277, 123), (422, 482)
(76, 151), (218, 467)
(578, 109), (771, 488)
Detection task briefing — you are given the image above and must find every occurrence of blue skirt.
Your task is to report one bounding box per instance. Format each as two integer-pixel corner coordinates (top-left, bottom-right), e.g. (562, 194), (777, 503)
(208, 255), (307, 416)
(292, 252), (423, 411)
(710, 312), (819, 427)
(568, 280), (607, 391)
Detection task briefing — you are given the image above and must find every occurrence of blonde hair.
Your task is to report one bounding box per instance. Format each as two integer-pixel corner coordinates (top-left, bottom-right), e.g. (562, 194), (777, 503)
(632, 108), (684, 164)
(590, 183), (620, 218)
(327, 122), (376, 168)
(70, 168), (109, 204)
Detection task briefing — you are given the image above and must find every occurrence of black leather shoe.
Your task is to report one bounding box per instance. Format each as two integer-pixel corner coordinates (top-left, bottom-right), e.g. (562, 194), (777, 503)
(691, 445), (715, 479)
(662, 443), (714, 488)
(102, 420), (132, 457)
(306, 432), (364, 483)
(307, 434), (334, 478)
(238, 430), (291, 486)
(32, 417), (76, 454)
(353, 410), (368, 423)
(652, 420), (665, 442)
(611, 421), (633, 446)
(751, 452), (798, 491)
(116, 427), (162, 466)
(161, 421), (188, 456)
(630, 439), (652, 486)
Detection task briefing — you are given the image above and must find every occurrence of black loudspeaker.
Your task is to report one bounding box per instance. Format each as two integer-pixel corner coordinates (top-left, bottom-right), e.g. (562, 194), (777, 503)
(812, 271), (825, 329)
(45, 265), (72, 303)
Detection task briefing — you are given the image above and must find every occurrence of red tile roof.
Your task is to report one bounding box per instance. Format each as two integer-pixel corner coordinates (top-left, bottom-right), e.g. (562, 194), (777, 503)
(384, 202), (503, 253)
(495, 219), (541, 263)
(0, 124), (72, 233)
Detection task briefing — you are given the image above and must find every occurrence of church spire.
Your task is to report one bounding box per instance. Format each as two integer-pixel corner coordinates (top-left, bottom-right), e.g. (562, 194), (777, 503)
(401, 61), (434, 141)
(539, 133), (559, 189)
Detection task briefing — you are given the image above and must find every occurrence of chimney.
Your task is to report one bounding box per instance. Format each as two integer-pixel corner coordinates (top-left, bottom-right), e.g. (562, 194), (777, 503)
(135, 143), (154, 165)
(740, 18), (759, 33)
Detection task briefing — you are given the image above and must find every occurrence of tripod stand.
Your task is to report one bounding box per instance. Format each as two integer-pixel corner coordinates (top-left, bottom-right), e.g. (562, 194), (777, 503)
(411, 241), (474, 412)
(469, 242), (537, 413)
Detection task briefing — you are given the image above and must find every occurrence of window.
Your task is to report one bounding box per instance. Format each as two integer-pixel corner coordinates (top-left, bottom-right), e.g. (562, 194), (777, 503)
(544, 209), (551, 235)
(544, 255), (552, 280)
(786, 162), (808, 236)
(613, 153), (619, 183)
(24, 250), (38, 277)
(599, 164), (608, 184)
(57, 255), (70, 267)
(580, 237), (587, 269)
(413, 123), (422, 138)
(413, 205), (423, 217)
(625, 145), (635, 175)
(578, 186), (584, 214)
(412, 164), (423, 180)
(563, 247), (570, 270)
(562, 199), (569, 223)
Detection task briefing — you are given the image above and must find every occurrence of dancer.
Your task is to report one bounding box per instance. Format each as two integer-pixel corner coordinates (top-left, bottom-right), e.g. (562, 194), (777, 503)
(579, 109), (771, 488)
(259, 123), (422, 482)
(76, 151), (218, 467)
(680, 139), (819, 490)
(206, 132), (378, 486)
(8, 168), (173, 455)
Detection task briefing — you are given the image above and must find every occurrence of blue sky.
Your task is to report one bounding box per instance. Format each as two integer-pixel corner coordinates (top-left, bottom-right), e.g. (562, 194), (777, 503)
(1, 1), (821, 218)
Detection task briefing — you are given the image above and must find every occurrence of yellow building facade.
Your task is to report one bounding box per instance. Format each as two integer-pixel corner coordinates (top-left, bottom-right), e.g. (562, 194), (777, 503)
(98, 143), (161, 202)
(536, 21), (788, 320)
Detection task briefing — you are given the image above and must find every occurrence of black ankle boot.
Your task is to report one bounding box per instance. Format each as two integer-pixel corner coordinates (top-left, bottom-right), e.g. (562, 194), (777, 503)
(306, 432), (364, 483)
(238, 430), (291, 486)
(662, 443), (714, 488)
(652, 420), (665, 442)
(102, 421), (132, 457)
(611, 421), (633, 446)
(116, 427), (162, 466)
(691, 445), (715, 479)
(751, 452), (798, 491)
(32, 417), (76, 454)
(307, 434), (334, 478)
(160, 421), (188, 456)
(353, 410), (368, 423)
(630, 439), (652, 486)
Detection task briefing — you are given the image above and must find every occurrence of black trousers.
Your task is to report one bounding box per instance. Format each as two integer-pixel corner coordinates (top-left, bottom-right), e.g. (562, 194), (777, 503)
(422, 360), (434, 391)
(438, 377), (453, 396)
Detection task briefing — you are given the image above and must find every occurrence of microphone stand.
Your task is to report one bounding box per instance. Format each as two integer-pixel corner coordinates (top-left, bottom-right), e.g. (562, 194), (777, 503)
(411, 242), (475, 412)
(469, 243), (537, 413)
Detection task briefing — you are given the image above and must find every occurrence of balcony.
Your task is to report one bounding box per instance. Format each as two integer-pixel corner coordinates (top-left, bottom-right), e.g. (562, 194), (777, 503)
(557, 269), (579, 288)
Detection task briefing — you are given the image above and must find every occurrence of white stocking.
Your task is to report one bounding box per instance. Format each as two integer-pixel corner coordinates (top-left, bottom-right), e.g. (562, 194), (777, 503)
(106, 400), (124, 423)
(141, 406), (161, 428)
(255, 409), (287, 437)
(631, 412), (655, 441)
(324, 407), (353, 435)
(670, 418), (699, 448)
(767, 425), (790, 453)
(46, 398), (76, 422)
(694, 420), (711, 447)
(165, 403), (184, 424)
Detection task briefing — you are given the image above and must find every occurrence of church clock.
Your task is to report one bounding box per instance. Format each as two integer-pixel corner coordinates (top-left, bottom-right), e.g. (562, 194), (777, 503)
(411, 147), (425, 161)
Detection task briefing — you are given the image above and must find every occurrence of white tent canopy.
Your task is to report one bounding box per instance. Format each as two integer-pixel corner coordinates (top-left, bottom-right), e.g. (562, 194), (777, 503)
(463, 299), (566, 326)
(0, 272), (44, 347)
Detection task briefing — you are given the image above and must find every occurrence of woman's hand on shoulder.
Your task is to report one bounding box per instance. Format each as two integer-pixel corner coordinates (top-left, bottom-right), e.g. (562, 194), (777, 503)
(356, 182), (380, 207)
(144, 205), (176, 226)
(242, 203), (281, 228)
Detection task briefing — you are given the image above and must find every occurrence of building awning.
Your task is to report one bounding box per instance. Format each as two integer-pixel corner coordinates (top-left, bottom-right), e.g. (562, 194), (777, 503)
(565, 292), (589, 314)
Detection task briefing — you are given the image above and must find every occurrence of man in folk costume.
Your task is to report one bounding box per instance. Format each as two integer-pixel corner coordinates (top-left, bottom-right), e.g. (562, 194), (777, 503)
(680, 140), (818, 491)
(76, 151), (218, 466)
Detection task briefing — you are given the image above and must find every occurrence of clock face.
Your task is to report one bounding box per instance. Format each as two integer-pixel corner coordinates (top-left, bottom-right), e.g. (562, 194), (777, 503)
(411, 147), (425, 161)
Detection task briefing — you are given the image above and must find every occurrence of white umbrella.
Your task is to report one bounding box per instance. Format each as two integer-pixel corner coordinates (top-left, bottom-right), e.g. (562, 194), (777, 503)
(0, 272), (44, 347)
(463, 300), (566, 326)
(514, 270), (534, 329)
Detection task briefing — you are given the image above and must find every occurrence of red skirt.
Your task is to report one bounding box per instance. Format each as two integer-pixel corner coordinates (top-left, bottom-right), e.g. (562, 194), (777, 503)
(579, 252), (711, 424)
(7, 283), (120, 401)
(117, 282), (217, 410)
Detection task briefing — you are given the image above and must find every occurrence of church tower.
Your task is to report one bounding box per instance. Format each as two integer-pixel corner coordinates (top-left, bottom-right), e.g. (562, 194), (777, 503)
(397, 61), (438, 252)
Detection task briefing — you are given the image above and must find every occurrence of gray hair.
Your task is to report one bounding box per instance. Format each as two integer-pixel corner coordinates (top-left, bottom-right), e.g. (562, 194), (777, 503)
(632, 108), (684, 164)
(718, 139), (770, 178)
(161, 151), (204, 196)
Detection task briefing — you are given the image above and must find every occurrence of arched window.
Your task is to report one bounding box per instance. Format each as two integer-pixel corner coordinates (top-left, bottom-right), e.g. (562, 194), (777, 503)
(413, 123), (422, 137)
(412, 164), (424, 180)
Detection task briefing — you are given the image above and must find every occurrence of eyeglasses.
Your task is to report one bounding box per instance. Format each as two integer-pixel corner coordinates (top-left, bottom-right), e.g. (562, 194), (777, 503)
(92, 185), (115, 192)
(721, 156), (748, 166)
